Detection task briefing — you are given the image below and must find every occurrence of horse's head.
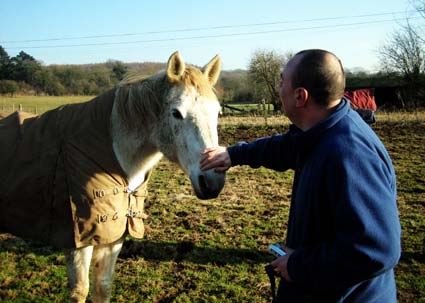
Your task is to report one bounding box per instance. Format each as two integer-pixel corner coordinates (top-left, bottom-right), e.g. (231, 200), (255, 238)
(156, 52), (225, 199)
(113, 52), (225, 199)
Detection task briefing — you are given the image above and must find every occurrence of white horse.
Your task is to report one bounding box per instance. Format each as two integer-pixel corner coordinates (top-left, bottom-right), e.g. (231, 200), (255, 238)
(0, 52), (225, 302)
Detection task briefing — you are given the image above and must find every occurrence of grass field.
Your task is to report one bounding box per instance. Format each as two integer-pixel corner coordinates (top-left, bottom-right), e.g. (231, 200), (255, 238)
(0, 96), (424, 302)
(0, 95), (95, 114)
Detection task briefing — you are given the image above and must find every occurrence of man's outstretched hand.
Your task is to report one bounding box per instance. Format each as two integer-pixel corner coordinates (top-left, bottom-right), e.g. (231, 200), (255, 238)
(200, 146), (231, 172)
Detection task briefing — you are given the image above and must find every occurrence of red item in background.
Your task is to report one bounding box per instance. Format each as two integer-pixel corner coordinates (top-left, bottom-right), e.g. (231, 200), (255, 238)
(344, 88), (377, 111)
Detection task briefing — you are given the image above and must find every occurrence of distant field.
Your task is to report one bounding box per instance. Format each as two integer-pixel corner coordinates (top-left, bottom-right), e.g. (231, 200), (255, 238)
(0, 95), (95, 114)
(2, 96), (425, 123)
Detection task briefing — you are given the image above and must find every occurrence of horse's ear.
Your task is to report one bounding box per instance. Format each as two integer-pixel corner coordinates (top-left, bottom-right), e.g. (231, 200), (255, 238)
(167, 51), (185, 83)
(202, 55), (221, 86)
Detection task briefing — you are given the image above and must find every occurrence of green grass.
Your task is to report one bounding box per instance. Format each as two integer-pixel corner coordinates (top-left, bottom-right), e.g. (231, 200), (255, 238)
(0, 95), (95, 114)
(0, 97), (424, 302)
(373, 121), (425, 303)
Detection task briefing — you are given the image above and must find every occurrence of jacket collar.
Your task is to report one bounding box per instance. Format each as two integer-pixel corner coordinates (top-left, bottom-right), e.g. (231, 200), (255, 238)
(291, 98), (350, 155)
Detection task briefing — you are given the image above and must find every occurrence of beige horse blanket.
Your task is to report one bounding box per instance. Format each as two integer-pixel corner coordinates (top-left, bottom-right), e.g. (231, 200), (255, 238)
(0, 90), (148, 248)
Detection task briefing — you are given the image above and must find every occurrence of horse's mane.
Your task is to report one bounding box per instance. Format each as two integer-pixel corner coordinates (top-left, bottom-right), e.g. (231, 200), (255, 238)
(114, 66), (215, 131)
(177, 66), (216, 97)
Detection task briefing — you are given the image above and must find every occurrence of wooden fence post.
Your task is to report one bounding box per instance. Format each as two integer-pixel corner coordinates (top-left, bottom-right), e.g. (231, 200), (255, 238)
(262, 98), (268, 125)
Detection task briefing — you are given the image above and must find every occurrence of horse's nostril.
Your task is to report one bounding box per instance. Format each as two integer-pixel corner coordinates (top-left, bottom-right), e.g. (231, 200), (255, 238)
(193, 172), (224, 200)
(198, 175), (208, 193)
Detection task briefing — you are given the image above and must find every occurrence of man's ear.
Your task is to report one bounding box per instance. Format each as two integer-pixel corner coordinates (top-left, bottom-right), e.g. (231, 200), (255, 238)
(294, 87), (308, 108)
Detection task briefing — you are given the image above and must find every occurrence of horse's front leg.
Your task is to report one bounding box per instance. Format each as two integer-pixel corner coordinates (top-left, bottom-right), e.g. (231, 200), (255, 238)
(65, 245), (94, 303)
(91, 237), (125, 303)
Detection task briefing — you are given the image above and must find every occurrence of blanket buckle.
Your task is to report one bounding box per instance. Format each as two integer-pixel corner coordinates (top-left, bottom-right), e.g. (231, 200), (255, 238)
(126, 208), (140, 218)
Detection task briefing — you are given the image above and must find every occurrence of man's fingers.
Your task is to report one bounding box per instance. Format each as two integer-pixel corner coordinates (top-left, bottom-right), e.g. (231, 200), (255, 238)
(200, 149), (216, 166)
(200, 161), (214, 171)
(214, 166), (228, 173)
(200, 146), (230, 172)
(201, 158), (226, 171)
(201, 147), (217, 154)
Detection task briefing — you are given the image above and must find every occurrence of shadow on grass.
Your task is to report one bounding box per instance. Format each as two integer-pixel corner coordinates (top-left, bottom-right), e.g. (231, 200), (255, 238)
(2, 234), (423, 266)
(120, 239), (274, 265)
(0, 235), (273, 265)
(399, 251), (425, 264)
(0, 234), (62, 256)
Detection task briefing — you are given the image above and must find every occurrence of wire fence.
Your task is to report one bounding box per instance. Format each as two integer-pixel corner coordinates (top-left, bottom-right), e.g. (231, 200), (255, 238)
(0, 103), (46, 114)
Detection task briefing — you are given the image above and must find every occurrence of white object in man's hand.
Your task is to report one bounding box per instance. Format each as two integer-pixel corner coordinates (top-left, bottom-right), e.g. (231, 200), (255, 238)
(268, 243), (287, 258)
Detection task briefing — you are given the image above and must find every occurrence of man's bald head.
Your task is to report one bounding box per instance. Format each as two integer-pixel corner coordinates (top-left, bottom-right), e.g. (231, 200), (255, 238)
(289, 49), (346, 107)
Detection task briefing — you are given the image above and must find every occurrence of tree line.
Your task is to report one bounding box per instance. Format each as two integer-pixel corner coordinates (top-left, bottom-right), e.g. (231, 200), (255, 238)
(0, 46), (254, 103)
(1, 43), (423, 111)
(0, 47), (122, 96)
(0, 46), (166, 96)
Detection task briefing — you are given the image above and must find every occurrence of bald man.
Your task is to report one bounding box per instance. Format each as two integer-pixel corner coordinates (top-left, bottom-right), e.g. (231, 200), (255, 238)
(201, 49), (401, 302)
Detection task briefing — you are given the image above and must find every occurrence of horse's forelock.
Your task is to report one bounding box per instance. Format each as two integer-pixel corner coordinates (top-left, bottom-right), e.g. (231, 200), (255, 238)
(180, 66), (216, 98)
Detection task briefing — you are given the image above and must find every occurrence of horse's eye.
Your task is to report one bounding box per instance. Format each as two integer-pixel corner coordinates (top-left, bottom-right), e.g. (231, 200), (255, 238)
(172, 109), (183, 120)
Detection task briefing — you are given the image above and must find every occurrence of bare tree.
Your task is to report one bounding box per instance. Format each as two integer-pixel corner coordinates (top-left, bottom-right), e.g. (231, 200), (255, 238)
(380, 1), (425, 75)
(410, 0), (425, 43)
(412, 0), (425, 19)
(380, 22), (424, 76)
(379, 19), (424, 108)
(248, 50), (292, 112)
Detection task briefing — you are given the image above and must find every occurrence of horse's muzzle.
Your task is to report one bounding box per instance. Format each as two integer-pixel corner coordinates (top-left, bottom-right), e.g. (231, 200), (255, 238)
(191, 171), (226, 200)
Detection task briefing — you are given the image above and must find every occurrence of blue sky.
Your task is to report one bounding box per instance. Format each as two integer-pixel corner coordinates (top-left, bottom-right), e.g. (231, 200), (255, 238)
(0, 0), (422, 71)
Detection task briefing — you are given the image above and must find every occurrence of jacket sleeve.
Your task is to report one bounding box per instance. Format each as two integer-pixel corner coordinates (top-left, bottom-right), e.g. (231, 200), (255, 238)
(227, 132), (298, 171)
(286, 146), (401, 292)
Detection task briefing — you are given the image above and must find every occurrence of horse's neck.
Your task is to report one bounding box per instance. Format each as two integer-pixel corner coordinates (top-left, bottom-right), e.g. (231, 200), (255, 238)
(118, 141), (163, 191)
(111, 100), (163, 191)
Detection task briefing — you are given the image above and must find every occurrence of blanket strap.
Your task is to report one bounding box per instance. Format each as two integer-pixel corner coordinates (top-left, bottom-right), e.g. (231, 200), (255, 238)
(125, 187), (149, 219)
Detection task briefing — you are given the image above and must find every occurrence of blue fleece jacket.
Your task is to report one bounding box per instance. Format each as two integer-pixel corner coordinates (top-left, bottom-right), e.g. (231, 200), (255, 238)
(228, 99), (401, 302)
